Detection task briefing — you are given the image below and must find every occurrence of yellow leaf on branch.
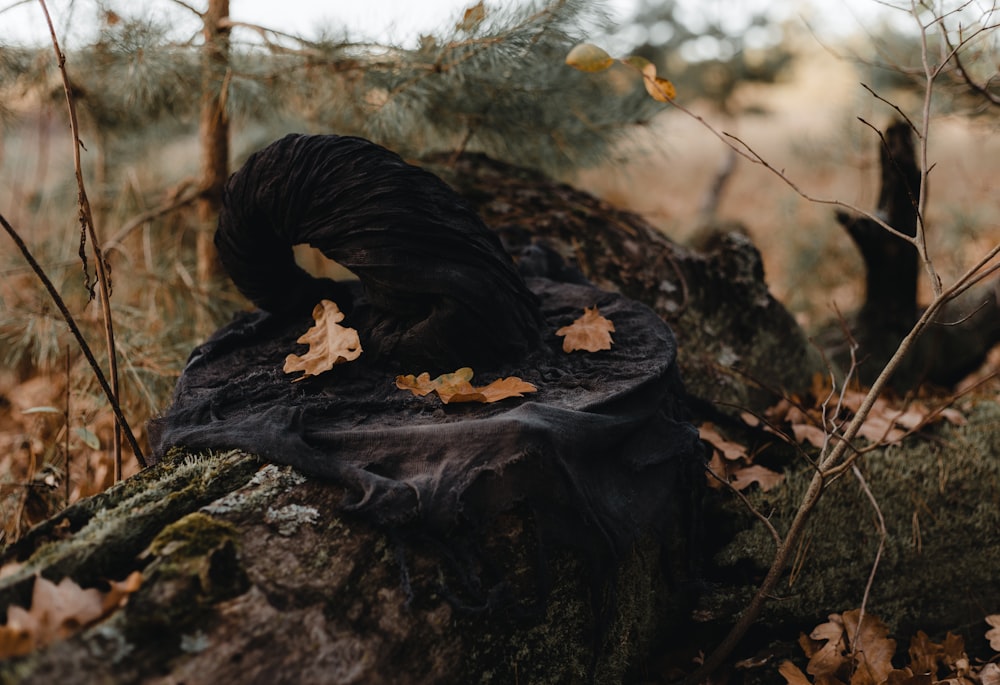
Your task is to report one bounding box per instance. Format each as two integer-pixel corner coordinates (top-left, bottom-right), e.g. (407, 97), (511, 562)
(556, 306), (615, 353)
(645, 75), (676, 102)
(565, 43), (614, 72)
(283, 300), (362, 382)
(395, 367), (536, 404)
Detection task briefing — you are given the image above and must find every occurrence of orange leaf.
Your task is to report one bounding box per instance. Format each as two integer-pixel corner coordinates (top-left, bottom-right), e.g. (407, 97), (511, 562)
(556, 306), (615, 353)
(646, 75), (676, 101)
(456, 0), (485, 31)
(395, 368), (536, 404)
(283, 300), (362, 381)
(449, 376), (539, 404)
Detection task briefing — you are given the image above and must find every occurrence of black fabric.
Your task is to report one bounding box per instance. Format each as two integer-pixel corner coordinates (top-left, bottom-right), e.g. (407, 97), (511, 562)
(151, 134), (702, 589)
(215, 133), (544, 372)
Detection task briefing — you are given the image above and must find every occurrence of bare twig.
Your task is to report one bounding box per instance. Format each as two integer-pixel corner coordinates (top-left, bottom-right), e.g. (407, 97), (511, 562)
(64, 345), (70, 507)
(850, 463), (887, 663)
(860, 83), (920, 135)
(39, 0), (132, 478)
(704, 465), (783, 549)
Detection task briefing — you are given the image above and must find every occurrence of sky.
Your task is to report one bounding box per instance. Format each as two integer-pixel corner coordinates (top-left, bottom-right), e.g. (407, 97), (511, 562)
(1, 0), (899, 49)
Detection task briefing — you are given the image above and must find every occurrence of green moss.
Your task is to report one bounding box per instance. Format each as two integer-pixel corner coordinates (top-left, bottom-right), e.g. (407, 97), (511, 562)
(708, 400), (1000, 639)
(147, 511), (240, 559)
(125, 511), (248, 642)
(0, 450), (259, 613)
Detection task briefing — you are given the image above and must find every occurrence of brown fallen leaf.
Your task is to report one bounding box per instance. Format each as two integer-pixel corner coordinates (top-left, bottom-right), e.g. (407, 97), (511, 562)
(805, 614), (848, 679)
(987, 615), (1000, 652)
(842, 609), (896, 685)
(766, 379), (967, 451)
(729, 464), (784, 493)
(283, 300), (362, 381)
(395, 367), (537, 404)
(0, 571), (143, 659)
(556, 306), (615, 353)
(700, 423), (746, 461)
(701, 422), (784, 493)
(982, 663), (1000, 685)
(778, 660), (813, 685)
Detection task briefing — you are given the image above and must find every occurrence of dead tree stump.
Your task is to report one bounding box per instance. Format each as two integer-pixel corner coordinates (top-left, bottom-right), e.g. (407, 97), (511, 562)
(834, 120), (1000, 388)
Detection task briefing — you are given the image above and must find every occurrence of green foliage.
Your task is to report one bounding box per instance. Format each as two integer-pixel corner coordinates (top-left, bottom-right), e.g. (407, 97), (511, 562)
(294, 0), (664, 173)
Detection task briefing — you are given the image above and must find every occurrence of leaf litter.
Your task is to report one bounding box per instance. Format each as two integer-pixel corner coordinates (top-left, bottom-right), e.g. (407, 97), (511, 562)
(777, 609), (1000, 685)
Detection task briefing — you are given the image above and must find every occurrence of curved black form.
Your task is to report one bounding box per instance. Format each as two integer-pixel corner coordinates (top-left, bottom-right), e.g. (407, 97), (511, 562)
(215, 133), (544, 370)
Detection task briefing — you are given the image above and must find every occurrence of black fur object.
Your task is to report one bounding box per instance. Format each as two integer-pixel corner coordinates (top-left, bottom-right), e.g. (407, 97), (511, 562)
(215, 133), (545, 371)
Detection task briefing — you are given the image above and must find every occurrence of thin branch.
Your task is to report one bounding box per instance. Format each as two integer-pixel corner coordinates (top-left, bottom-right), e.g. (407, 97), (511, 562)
(39, 0), (127, 479)
(705, 465), (783, 549)
(166, 0), (203, 18)
(912, 0), (942, 296)
(860, 83), (920, 135)
(850, 464), (887, 666)
(0, 211), (146, 467)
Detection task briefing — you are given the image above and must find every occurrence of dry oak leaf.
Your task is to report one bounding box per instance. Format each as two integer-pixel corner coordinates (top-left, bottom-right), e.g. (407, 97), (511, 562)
(283, 300), (362, 381)
(981, 663), (1000, 685)
(729, 464), (784, 493)
(0, 571), (142, 659)
(842, 609), (896, 685)
(556, 306), (614, 353)
(986, 615), (1000, 652)
(778, 660), (813, 685)
(699, 423), (746, 461)
(395, 367), (537, 404)
(804, 614), (849, 679)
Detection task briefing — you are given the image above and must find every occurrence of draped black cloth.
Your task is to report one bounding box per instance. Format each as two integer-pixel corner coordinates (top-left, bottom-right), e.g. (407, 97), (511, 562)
(150, 134), (702, 579)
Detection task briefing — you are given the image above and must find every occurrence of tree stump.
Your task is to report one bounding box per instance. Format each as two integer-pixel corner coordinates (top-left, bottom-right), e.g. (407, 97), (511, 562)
(833, 120), (1000, 388)
(0, 135), (705, 683)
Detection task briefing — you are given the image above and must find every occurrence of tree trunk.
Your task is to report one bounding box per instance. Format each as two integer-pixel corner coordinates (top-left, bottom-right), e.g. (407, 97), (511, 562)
(833, 120), (1000, 388)
(195, 0), (230, 293)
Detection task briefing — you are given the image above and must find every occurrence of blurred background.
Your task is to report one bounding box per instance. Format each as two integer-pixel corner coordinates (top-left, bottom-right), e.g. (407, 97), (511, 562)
(1, 0), (998, 539)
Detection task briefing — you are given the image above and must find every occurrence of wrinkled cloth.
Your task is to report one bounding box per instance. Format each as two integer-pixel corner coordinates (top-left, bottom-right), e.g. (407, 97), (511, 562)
(151, 134), (702, 577)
